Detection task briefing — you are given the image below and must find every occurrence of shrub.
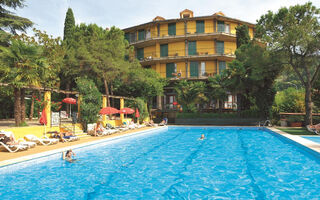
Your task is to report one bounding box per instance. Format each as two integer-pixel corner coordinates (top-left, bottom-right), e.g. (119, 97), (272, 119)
(274, 87), (305, 113)
(76, 78), (102, 131)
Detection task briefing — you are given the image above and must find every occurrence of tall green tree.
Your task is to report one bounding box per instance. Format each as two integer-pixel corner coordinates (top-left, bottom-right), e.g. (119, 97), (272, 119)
(63, 8), (75, 42)
(256, 2), (320, 124)
(207, 75), (228, 112)
(174, 80), (207, 113)
(223, 43), (282, 118)
(62, 8), (76, 114)
(0, 38), (47, 125)
(0, 0), (32, 34)
(236, 25), (250, 48)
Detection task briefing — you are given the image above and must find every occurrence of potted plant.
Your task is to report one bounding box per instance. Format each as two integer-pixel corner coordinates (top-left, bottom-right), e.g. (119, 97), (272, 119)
(287, 115), (304, 127)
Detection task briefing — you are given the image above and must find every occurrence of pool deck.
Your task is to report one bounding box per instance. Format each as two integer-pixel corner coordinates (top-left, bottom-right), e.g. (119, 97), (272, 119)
(268, 127), (320, 153)
(0, 126), (165, 167)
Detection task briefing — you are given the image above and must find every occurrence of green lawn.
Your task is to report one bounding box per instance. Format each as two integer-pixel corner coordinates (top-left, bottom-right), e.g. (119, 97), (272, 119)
(277, 127), (317, 135)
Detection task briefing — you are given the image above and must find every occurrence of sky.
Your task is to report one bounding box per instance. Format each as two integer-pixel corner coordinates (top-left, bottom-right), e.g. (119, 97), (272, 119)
(13, 0), (320, 38)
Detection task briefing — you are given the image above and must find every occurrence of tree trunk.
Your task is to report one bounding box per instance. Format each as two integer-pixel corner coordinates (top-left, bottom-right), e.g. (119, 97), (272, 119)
(14, 88), (21, 126)
(218, 99), (223, 113)
(103, 79), (111, 107)
(305, 83), (313, 125)
(110, 83), (114, 107)
(66, 81), (70, 115)
(20, 88), (26, 124)
(38, 91), (42, 119)
(29, 91), (35, 120)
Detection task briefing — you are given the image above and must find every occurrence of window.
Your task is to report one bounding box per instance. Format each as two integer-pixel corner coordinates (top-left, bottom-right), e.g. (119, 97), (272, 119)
(218, 61), (226, 74)
(136, 48), (144, 60)
(125, 33), (130, 42)
(201, 62), (206, 76)
(216, 41), (224, 54)
(166, 63), (176, 78)
(168, 23), (176, 36)
(196, 20), (205, 33)
(146, 29), (151, 39)
(188, 41), (197, 55)
(160, 44), (168, 57)
(130, 32), (136, 42)
(138, 30), (145, 41)
(190, 61), (199, 77)
(217, 21), (225, 32)
(225, 24), (230, 33)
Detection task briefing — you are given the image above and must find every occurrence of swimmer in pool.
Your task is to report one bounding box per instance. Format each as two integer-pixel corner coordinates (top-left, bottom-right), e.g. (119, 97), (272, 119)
(62, 149), (76, 162)
(199, 134), (205, 140)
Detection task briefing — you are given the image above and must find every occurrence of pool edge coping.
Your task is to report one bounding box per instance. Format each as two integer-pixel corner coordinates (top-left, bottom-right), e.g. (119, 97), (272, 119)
(0, 126), (168, 167)
(268, 127), (320, 154)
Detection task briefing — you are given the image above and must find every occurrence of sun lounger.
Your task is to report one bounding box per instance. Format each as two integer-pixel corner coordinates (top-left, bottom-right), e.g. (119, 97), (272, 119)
(24, 135), (59, 146)
(0, 142), (28, 153)
(17, 139), (37, 148)
(306, 125), (319, 135)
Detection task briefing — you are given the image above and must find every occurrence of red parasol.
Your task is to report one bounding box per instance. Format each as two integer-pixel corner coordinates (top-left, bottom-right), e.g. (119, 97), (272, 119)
(173, 101), (178, 105)
(119, 107), (135, 114)
(39, 108), (47, 125)
(99, 107), (119, 115)
(135, 109), (140, 118)
(62, 97), (77, 105)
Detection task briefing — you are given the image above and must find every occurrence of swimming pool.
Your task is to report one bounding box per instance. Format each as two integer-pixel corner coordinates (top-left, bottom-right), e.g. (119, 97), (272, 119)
(1, 126), (320, 199)
(303, 136), (320, 144)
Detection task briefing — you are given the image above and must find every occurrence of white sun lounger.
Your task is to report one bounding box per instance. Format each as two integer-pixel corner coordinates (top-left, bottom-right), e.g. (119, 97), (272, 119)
(24, 135), (59, 146)
(17, 139), (37, 148)
(0, 142), (29, 153)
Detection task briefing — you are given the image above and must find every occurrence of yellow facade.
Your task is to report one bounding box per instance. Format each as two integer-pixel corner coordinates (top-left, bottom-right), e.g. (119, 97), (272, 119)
(225, 41), (237, 55)
(187, 20), (196, 34)
(144, 45), (156, 57)
(168, 42), (185, 56)
(124, 10), (255, 80)
(197, 41), (214, 55)
(176, 22), (185, 36)
(160, 24), (168, 37)
(204, 19), (214, 33)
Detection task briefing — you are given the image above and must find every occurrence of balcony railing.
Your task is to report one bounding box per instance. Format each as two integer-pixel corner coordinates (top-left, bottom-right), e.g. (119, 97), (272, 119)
(137, 47), (235, 62)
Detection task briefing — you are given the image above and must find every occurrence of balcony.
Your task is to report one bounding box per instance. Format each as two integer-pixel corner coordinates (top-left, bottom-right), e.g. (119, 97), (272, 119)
(138, 48), (235, 65)
(129, 32), (236, 48)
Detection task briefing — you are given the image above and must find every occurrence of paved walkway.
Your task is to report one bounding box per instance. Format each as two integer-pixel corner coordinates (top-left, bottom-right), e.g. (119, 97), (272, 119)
(0, 127), (154, 163)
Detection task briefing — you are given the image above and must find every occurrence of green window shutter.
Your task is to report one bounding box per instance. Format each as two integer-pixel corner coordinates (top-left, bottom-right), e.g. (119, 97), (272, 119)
(217, 21), (225, 32)
(219, 61), (226, 74)
(196, 20), (204, 33)
(188, 41), (197, 55)
(138, 30), (145, 41)
(166, 63), (176, 78)
(216, 41), (224, 54)
(125, 33), (130, 42)
(136, 48), (144, 60)
(168, 23), (176, 36)
(190, 61), (199, 77)
(160, 44), (168, 57)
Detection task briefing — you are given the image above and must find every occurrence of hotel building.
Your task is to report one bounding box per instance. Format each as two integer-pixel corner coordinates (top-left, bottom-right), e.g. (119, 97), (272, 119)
(123, 9), (255, 111)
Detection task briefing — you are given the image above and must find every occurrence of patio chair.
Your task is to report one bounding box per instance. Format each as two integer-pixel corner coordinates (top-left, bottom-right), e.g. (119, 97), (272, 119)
(0, 142), (29, 153)
(24, 135), (59, 146)
(17, 138), (37, 148)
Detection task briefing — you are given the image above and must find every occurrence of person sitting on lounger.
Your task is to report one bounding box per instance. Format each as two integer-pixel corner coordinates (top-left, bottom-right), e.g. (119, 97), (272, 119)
(159, 118), (168, 126)
(94, 122), (105, 136)
(0, 132), (19, 145)
(307, 123), (320, 133)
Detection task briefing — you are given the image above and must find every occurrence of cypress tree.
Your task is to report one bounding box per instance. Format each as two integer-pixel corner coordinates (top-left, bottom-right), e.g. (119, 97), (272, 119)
(235, 25), (250, 48)
(63, 8), (75, 41)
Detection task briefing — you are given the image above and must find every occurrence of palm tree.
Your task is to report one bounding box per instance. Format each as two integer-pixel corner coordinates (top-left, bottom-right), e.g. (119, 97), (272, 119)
(207, 76), (228, 112)
(0, 39), (47, 126)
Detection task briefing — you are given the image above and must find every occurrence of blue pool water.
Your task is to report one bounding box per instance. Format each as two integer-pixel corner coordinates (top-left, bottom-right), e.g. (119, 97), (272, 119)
(303, 136), (320, 144)
(1, 127), (320, 199)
